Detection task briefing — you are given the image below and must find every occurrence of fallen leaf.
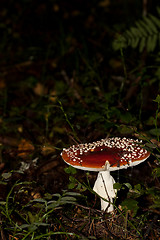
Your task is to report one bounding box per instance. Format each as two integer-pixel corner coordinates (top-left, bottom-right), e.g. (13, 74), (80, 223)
(99, 0), (110, 7)
(34, 82), (47, 96)
(41, 144), (55, 156)
(0, 78), (6, 89)
(49, 90), (57, 102)
(151, 138), (160, 147)
(18, 139), (35, 158)
(31, 191), (41, 199)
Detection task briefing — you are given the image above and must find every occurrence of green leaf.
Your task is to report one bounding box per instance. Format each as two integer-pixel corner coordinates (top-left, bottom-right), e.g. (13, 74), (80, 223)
(113, 12), (160, 53)
(113, 182), (122, 190)
(34, 222), (49, 226)
(118, 125), (134, 135)
(64, 166), (77, 174)
(112, 36), (127, 50)
(68, 182), (76, 189)
(135, 21), (147, 36)
(149, 14), (160, 28)
(145, 142), (157, 149)
(152, 34), (158, 51)
(121, 198), (139, 216)
(32, 199), (46, 204)
(146, 187), (160, 210)
(153, 94), (160, 103)
(61, 196), (77, 202)
(150, 202), (160, 209)
(44, 193), (52, 200)
(138, 20), (148, 37)
(69, 175), (76, 182)
(125, 29), (134, 39)
(47, 202), (60, 209)
(130, 27), (139, 37)
(131, 36), (139, 48)
(147, 35), (154, 52)
(124, 183), (132, 190)
(28, 211), (37, 224)
(20, 224), (31, 229)
(119, 112), (134, 123)
(138, 19), (151, 34)
(52, 193), (61, 198)
(149, 128), (160, 136)
(28, 224), (38, 232)
(152, 167), (160, 178)
(2, 172), (12, 179)
(144, 15), (158, 33)
(63, 191), (81, 197)
(134, 183), (142, 191)
(139, 37), (146, 52)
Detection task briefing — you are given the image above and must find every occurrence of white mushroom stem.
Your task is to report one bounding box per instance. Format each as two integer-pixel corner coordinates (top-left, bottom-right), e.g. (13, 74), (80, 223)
(93, 171), (117, 212)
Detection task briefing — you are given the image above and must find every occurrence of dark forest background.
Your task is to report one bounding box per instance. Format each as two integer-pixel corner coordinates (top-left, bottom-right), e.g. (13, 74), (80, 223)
(0, 1), (160, 239)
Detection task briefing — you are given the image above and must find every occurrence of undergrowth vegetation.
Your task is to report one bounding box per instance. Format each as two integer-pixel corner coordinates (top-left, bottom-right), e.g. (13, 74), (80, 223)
(0, 0), (160, 239)
(113, 6), (160, 52)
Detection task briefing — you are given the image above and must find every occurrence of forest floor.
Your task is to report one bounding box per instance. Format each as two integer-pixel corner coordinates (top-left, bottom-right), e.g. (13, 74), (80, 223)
(0, 1), (160, 239)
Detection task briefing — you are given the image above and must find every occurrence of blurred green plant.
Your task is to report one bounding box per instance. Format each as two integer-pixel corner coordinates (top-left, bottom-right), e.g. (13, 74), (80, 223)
(113, 7), (160, 52)
(153, 94), (160, 142)
(64, 166), (87, 192)
(146, 186), (160, 209)
(0, 180), (84, 239)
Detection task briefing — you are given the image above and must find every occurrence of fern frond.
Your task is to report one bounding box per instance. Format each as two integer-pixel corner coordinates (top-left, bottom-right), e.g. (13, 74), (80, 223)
(113, 9), (160, 53)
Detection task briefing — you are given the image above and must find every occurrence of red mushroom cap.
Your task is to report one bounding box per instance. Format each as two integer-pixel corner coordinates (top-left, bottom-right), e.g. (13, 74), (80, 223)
(61, 137), (150, 171)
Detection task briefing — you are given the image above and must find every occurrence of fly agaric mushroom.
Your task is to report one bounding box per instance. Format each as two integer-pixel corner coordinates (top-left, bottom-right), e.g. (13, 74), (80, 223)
(61, 137), (150, 212)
